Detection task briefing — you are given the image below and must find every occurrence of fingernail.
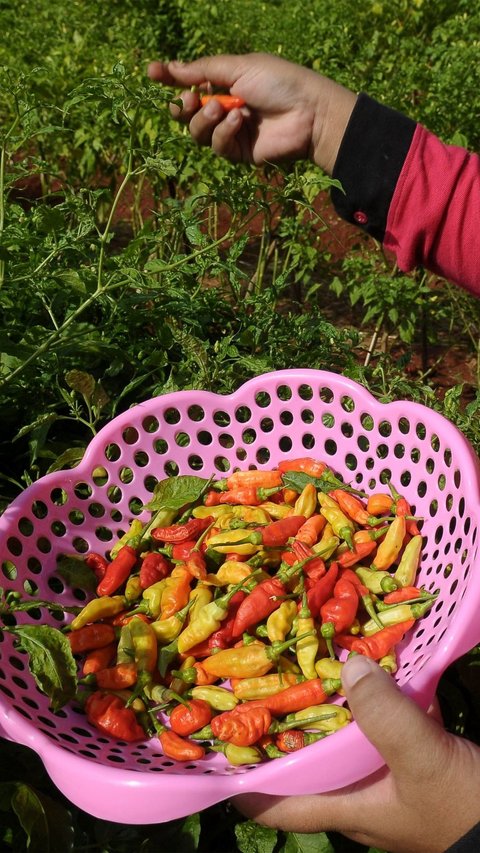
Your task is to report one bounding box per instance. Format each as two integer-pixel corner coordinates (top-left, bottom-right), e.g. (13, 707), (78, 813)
(203, 100), (222, 119)
(342, 655), (377, 689)
(226, 109), (241, 124)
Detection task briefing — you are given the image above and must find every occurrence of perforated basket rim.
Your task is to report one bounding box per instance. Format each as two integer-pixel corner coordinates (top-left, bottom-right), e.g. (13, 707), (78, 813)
(1, 368), (480, 824)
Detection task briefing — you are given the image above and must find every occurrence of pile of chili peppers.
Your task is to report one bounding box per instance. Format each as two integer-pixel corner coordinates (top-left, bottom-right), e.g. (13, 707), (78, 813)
(67, 457), (437, 765)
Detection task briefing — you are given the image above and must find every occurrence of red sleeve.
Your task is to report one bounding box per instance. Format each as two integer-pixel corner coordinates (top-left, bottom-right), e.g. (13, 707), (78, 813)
(384, 125), (480, 296)
(331, 94), (480, 296)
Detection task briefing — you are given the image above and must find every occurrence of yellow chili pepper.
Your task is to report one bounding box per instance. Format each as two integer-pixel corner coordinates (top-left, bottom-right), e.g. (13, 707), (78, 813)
(289, 704), (352, 732)
(295, 593), (319, 680)
(213, 513), (236, 530)
(355, 566), (399, 595)
(318, 494), (355, 549)
(141, 579), (168, 618)
(116, 623), (134, 665)
(124, 575), (143, 603)
(110, 519), (144, 560)
(192, 505), (232, 519)
(70, 595), (125, 630)
(379, 648), (397, 673)
(361, 598), (435, 636)
(313, 523), (339, 559)
(151, 599), (194, 644)
(206, 528), (260, 555)
(223, 743), (263, 765)
(129, 617), (158, 673)
(191, 685), (239, 711)
(315, 658), (345, 695)
(294, 483), (318, 519)
(393, 534), (422, 586)
(266, 600), (297, 643)
(258, 502), (293, 519)
(371, 516), (406, 570)
(232, 672), (303, 700)
(214, 561), (253, 586)
(189, 583), (213, 620)
(177, 578), (252, 654)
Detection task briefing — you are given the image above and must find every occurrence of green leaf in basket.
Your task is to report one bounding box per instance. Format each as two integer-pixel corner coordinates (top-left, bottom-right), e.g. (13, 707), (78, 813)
(281, 830), (335, 853)
(56, 555), (98, 592)
(281, 470), (366, 498)
(235, 820), (278, 853)
(145, 475), (210, 512)
(7, 625), (77, 711)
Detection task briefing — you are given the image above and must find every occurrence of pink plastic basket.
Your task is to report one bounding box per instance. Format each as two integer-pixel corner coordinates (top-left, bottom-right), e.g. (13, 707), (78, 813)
(1, 368), (480, 824)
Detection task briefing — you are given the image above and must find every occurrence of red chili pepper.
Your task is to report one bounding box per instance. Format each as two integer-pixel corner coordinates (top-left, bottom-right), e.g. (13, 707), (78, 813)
(383, 586), (424, 604)
(336, 619), (415, 659)
(86, 691), (146, 742)
(111, 611), (152, 627)
(159, 729), (206, 762)
(85, 552), (109, 582)
(211, 705), (272, 747)
(320, 577), (358, 656)
(68, 623), (116, 655)
(306, 562), (339, 618)
(256, 516), (307, 548)
(200, 94), (246, 111)
(207, 590), (246, 648)
(204, 490), (222, 506)
(231, 577), (286, 638)
(97, 545), (138, 597)
(139, 552), (170, 589)
(151, 516), (214, 544)
(278, 457), (327, 478)
(292, 540), (326, 580)
(169, 698), (213, 736)
(171, 540), (197, 561)
(275, 729), (325, 752)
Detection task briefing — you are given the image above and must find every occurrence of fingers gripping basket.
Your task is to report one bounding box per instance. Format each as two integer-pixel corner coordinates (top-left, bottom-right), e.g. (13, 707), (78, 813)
(1, 369), (480, 824)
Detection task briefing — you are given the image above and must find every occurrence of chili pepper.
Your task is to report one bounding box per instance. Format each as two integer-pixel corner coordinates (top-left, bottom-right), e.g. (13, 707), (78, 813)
(266, 600), (297, 642)
(259, 735), (286, 759)
(306, 561), (339, 618)
(283, 488), (299, 504)
(320, 577), (358, 657)
(68, 623), (116, 655)
(200, 93), (246, 110)
(291, 540), (326, 579)
(129, 616), (158, 673)
(139, 552), (170, 589)
(286, 704), (352, 733)
(110, 519), (143, 560)
(160, 566), (192, 620)
(151, 598), (194, 644)
(355, 566), (399, 595)
(70, 594), (125, 631)
(140, 579), (168, 618)
(318, 494), (355, 550)
(338, 567), (384, 629)
(152, 516), (214, 544)
(169, 698), (213, 736)
(337, 527), (382, 568)
(370, 516), (407, 570)
(296, 592), (319, 680)
(275, 729), (326, 752)
(367, 493), (393, 516)
(232, 672), (303, 701)
(124, 574), (143, 603)
(218, 486), (281, 506)
(192, 662), (218, 685)
(361, 598), (436, 636)
(158, 727), (206, 762)
(184, 520), (216, 580)
(177, 576), (254, 654)
(95, 662), (138, 690)
(82, 642), (116, 675)
(337, 619), (415, 659)
(294, 514), (326, 547)
(112, 611), (151, 627)
(293, 484), (318, 519)
(383, 585), (424, 604)
(171, 540), (197, 561)
(209, 515), (307, 553)
(329, 490), (372, 526)
(85, 552), (109, 582)
(116, 622), (134, 665)
(201, 632), (313, 679)
(239, 677), (341, 714)
(211, 560), (252, 586)
(379, 648), (398, 673)
(204, 490), (223, 506)
(211, 705), (272, 747)
(206, 528), (260, 555)
(211, 742), (263, 765)
(389, 481), (422, 536)
(188, 582), (213, 620)
(96, 543), (139, 597)
(313, 522), (339, 559)
(231, 575), (285, 638)
(278, 457), (326, 478)
(258, 501), (293, 520)
(393, 534), (423, 586)
(85, 690), (146, 742)
(191, 685), (239, 711)
(224, 469), (283, 491)
(314, 657), (344, 691)
(192, 505), (232, 519)
(204, 590), (246, 651)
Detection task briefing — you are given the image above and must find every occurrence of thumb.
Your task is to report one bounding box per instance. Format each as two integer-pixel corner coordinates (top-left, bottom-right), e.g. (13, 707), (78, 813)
(341, 655), (447, 779)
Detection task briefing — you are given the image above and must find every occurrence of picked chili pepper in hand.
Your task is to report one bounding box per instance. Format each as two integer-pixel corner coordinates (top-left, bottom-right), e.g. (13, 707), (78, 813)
(200, 94), (246, 111)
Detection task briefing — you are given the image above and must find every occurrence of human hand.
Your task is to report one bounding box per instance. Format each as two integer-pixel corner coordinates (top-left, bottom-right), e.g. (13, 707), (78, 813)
(147, 53), (356, 174)
(232, 655), (480, 853)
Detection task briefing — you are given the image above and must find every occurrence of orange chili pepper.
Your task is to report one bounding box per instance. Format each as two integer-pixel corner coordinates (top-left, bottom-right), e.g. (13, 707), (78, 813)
(278, 457), (326, 478)
(160, 566), (192, 620)
(294, 513), (326, 546)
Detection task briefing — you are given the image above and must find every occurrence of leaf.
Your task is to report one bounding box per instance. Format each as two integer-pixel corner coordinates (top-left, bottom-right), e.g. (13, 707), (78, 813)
(65, 369), (95, 401)
(281, 470), (366, 497)
(145, 475), (210, 512)
(56, 555), (98, 592)
(177, 812), (201, 850)
(282, 831), (335, 853)
(235, 820), (277, 853)
(9, 625), (78, 711)
(46, 446), (85, 473)
(12, 783), (74, 853)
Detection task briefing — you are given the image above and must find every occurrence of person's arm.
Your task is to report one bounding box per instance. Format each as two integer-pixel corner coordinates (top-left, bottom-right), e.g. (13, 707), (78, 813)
(148, 53), (480, 294)
(331, 93), (480, 295)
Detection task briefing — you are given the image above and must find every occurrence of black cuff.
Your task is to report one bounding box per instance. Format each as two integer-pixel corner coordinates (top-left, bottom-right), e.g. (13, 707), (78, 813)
(331, 92), (417, 242)
(444, 822), (480, 852)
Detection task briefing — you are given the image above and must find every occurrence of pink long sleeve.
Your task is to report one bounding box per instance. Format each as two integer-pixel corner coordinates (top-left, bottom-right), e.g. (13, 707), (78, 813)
(384, 125), (480, 295)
